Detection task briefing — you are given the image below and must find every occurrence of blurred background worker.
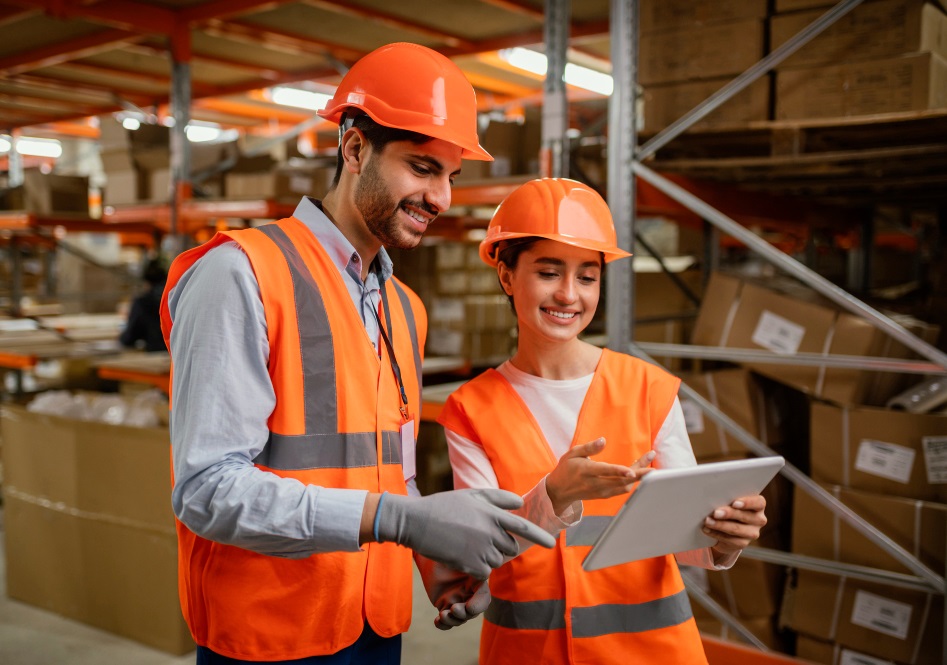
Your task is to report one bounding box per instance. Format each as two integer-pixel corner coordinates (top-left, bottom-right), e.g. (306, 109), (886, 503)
(160, 43), (554, 665)
(119, 256), (167, 352)
(437, 178), (769, 664)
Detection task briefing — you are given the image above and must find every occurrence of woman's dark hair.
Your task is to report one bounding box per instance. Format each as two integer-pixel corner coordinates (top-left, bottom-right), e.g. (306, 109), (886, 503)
(495, 238), (541, 315)
(331, 114), (432, 187)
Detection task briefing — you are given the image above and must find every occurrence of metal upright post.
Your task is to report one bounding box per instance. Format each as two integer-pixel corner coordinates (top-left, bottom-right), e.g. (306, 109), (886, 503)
(543, 0), (570, 178)
(606, 0), (638, 352)
(169, 22), (192, 258)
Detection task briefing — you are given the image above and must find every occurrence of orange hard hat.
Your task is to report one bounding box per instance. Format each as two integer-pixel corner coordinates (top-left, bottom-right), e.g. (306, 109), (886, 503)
(480, 178), (632, 266)
(318, 42), (492, 161)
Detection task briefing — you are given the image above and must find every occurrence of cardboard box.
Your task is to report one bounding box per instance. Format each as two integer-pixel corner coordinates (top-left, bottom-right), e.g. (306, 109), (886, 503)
(691, 272), (941, 407)
(429, 295), (515, 332)
(642, 75), (770, 133)
(680, 369), (763, 460)
(3, 170), (90, 215)
(225, 165), (333, 201)
(639, 19), (765, 84)
(639, 0), (768, 33)
(772, 0), (947, 69)
(780, 569), (942, 664)
(776, 52), (947, 120)
(695, 616), (782, 651)
(792, 482), (946, 575)
(795, 634), (908, 665)
(809, 401), (947, 502)
(426, 327), (514, 366)
(1, 404), (192, 654)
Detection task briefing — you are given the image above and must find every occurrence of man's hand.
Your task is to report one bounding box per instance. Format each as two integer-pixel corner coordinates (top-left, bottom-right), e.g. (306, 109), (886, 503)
(704, 494), (768, 556)
(375, 489), (556, 579)
(545, 438), (655, 515)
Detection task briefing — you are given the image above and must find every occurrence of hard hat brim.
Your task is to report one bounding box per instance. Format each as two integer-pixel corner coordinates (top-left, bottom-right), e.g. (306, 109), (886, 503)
(479, 231), (632, 267)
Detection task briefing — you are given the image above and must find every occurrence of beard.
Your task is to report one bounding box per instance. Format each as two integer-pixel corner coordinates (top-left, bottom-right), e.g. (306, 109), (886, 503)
(354, 154), (435, 250)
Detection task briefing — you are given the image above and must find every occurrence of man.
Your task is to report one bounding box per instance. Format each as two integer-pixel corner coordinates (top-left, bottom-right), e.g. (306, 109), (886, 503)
(160, 43), (554, 664)
(119, 257), (167, 352)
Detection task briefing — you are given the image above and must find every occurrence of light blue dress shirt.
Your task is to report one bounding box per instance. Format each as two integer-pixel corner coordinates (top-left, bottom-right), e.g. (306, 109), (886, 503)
(167, 197), (412, 557)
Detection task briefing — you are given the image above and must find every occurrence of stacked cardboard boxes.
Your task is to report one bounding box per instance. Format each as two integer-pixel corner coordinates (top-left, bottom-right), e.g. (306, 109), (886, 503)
(773, 0), (947, 120)
(0, 169), (90, 216)
(0, 399), (193, 655)
(639, 0), (770, 133)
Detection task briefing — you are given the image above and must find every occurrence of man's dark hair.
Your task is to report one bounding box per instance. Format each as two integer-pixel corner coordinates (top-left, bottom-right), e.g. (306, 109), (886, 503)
(331, 114), (431, 187)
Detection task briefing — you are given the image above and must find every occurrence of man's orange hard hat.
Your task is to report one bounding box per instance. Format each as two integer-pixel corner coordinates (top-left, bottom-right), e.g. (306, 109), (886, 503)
(318, 42), (491, 161)
(480, 178), (632, 267)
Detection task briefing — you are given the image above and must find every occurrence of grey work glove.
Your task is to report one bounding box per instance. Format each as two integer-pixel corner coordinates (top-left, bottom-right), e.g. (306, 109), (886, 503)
(375, 489), (556, 579)
(416, 554), (492, 631)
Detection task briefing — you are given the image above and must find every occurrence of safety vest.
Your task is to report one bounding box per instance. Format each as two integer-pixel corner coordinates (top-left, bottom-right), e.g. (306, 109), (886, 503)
(159, 216), (424, 660)
(438, 350), (708, 665)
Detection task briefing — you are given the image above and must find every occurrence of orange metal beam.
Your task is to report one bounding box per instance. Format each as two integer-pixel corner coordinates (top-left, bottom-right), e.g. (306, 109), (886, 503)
(0, 3), (38, 27)
(181, 0), (299, 24)
(478, 0), (544, 21)
(36, 0), (177, 35)
(126, 42), (283, 81)
(302, 0), (475, 49)
(192, 97), (312, 124)
(0, 28), (145, 76)
(702, 636), (816, 665)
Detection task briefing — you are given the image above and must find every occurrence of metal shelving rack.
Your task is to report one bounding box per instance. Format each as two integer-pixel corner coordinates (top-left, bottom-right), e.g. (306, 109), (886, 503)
(586, 0), (947, 661)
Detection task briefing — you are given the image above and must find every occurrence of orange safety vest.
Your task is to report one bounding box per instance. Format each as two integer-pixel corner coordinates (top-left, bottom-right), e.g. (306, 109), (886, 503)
(159, 216), (425, 660)
(438, 349), (708, 665)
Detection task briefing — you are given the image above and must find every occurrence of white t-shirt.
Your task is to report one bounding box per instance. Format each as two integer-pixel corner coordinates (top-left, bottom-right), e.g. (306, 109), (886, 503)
(445, 360), (737, 570)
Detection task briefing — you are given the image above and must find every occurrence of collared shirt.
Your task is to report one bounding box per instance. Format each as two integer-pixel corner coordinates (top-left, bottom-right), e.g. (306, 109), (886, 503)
(166, 197), (401, 557)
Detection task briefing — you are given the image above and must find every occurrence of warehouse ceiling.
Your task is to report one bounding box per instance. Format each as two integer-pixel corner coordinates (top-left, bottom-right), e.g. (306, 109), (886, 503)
(0, 0), (611, 139)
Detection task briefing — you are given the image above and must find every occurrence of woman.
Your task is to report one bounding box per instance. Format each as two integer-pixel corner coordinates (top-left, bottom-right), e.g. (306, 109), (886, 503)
(437, 178), (767, 664)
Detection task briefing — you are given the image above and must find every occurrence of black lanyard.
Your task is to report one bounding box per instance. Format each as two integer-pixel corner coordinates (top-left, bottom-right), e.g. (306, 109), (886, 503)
(373, 285), (409, 420)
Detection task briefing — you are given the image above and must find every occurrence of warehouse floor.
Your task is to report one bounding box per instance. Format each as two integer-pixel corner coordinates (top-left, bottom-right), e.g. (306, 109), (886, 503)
(0, 507), (481, 665)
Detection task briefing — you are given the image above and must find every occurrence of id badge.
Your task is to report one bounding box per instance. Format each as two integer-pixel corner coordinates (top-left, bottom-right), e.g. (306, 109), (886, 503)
(400, 418), (416, 482)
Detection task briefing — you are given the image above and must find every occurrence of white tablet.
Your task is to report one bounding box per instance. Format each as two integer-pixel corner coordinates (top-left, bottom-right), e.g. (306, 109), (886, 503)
(581, 456), (785, 572)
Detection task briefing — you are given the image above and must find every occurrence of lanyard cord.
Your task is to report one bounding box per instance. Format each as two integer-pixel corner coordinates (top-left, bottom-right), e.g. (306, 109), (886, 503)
(373, 285), (409, 418)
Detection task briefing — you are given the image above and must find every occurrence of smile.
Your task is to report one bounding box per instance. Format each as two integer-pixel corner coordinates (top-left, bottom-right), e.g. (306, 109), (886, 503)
(542, 308), (576, 319)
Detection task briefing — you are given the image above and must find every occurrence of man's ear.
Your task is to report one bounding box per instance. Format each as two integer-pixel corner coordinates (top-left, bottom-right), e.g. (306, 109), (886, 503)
(340, 127), (368, 175)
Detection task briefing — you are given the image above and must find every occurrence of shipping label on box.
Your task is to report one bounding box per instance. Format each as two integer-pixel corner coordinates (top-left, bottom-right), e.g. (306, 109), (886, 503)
(854, 440), (915, 484)
(922, 436), (947, 484)
(850, 591), (912, 640)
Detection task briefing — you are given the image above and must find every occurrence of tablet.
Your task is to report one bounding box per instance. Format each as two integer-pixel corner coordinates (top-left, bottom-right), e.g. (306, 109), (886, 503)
(581, 456), (785, 572)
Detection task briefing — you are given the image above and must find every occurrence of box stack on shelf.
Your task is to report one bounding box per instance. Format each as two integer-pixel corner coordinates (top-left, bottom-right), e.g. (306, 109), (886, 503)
(638, 0), (771, 133)
(773, 0), (947, 120)
(689, 270), (946, 663)
(0, 169), (90, 216)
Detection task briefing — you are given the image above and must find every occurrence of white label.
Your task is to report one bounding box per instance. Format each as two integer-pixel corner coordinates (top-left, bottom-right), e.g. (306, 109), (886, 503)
(839, 649), (895, 665)
(855, 440), (915, 484)
(400, 419), (416, 482)
(680, 398), (705, 434)
(751, 310), (805, 355)
(922, 436), (947, 484)
(850, 590), (912, 640)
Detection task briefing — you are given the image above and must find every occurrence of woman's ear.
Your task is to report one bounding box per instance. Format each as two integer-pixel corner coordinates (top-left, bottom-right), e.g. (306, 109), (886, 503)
(497, 261), (514, 297)
(340, 127), (367, 175)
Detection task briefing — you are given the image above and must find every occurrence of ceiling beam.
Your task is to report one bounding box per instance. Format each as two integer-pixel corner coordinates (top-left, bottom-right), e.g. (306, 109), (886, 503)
(443, 19), (610, 57)
(201, 18), (363, 61)
(18, 0), (177, 35)
(0, 28), (145, 76)
(8, 73), (157, 108)
(0, 2), (39, 27)
(125, 42), (283, 81)
(301, 0), (475, 49)
(478, 0), (544, 21)
(180, 0), (299, 24)
(0, 93), (107, 118)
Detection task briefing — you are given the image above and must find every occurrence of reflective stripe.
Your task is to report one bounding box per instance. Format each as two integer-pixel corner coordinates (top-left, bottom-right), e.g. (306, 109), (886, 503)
(391, 280), (422, 411)
(572, 589), (693, 638)
(254, 430), (402, 470)
(485, 589), (693, 637)
(565, 516), (611, 546)
(257, 224), (337, 435)
(486, 597), (566, 631)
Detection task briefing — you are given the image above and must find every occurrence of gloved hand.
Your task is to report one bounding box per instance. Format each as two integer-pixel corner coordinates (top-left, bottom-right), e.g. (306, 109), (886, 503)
(375, 488), (556, 579)
(416, 554), (491, 631)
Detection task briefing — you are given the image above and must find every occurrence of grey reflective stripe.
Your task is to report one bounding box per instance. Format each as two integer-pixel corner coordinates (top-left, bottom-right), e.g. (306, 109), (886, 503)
(485, 597), (566, 631)
(485, 589), (693, 637)
(257, 224), (337, 435)
(254, 430), (402, 470)
(571, 589), (693, 638)
(391, 280), (422, 410)
(565, 516), (611, 546)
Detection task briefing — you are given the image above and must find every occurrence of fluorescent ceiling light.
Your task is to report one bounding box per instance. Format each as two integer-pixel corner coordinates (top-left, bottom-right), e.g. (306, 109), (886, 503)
(270, 86), (334, 112)
(122, 117), (141, 130)
(498, 47), (613, 96)
(185, 122), (239, 143)
(0, 137), (63, 158)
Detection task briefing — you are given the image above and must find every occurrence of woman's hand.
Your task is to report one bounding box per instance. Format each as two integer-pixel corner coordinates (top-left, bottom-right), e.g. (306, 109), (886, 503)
(705, 494), (768, 557)
(545, 438), (655, 516)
